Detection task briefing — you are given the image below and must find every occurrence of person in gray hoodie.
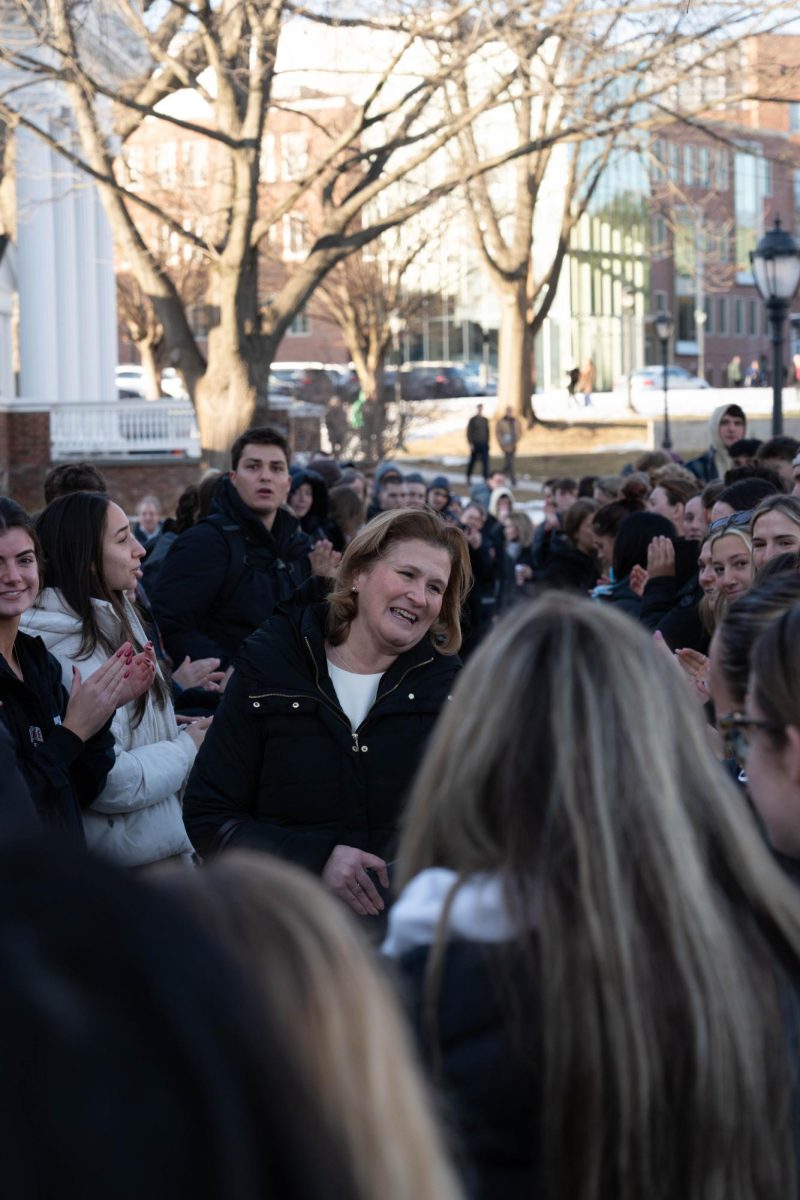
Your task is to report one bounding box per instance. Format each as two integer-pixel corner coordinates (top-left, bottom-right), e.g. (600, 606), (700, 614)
(686, 403), (747, 483)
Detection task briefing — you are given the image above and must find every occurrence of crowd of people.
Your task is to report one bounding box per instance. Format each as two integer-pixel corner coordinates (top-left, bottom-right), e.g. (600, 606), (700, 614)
(5, 402), (800, 1196)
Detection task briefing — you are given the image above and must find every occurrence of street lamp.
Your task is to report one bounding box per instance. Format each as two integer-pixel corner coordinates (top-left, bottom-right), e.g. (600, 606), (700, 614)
(388, 310), (406, 448)
(621, 286), (636, 413)
(750, 217), (800, 436)
(653, 310), (674, 450)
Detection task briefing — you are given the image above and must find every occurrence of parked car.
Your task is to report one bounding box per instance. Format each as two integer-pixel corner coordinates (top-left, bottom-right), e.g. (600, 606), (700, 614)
(270, 362), (334, 405)
(115, 364), (149, 400)
(160, 368), (189, 400)
(614, 365), (711, 391)
(397, 362), (469, 400)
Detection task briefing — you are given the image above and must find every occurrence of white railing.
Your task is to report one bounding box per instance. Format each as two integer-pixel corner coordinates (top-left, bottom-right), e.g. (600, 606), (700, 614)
(50, 400), (201, 459)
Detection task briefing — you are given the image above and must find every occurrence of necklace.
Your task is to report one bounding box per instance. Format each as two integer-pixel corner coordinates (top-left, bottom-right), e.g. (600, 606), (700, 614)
(10, 639), (23, 681)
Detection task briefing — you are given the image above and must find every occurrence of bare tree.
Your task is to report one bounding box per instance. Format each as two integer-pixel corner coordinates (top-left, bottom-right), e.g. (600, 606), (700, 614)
(0, 0), (545, 459)
(445, 0), (795, 421)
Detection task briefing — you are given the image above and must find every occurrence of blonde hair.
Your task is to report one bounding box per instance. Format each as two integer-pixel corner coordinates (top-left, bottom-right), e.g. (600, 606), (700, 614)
(161, 853), (462, 1200)
(327, 509), (471, 654)
(398, 594), (800, 1200)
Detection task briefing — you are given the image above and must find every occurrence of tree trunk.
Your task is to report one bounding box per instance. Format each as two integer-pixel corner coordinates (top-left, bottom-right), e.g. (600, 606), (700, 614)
(195, 326), (258, 467)
(137, 339), (162, 400)
(497, 281), (536, 425)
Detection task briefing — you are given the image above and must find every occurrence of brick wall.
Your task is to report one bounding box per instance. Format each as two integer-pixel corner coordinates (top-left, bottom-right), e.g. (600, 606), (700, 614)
(0, 409), (53, 512)
(0, 405), (323, 515)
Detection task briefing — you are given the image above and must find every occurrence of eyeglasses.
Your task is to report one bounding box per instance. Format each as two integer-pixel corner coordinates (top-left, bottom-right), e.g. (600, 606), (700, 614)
(708, 510), (753, 536)
(717, 711), (781, 762)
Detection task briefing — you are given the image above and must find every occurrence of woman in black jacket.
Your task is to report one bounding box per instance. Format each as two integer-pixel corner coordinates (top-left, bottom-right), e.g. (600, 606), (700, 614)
(0, 498), (150, 841)
(184, 509), (471, 920)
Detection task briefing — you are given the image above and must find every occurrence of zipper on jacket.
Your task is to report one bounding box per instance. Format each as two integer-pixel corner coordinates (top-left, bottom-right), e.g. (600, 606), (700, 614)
(303, 637), (352, 732)
(356, 656), (434, 734)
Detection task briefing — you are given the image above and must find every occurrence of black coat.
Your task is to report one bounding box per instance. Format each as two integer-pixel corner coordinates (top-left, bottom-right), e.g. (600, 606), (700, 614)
(393, 939), (538, 1200)
(0, 633), (115, 844)
(639, 574), (709, 652)
(183, 598), (461, 870)
(150, 478), (312, 667)
(535, 533), (599, 593)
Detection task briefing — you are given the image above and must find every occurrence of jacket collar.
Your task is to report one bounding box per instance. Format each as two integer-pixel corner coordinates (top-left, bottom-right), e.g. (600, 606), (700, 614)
(299, 601), (444, 704)
(212, 478), (305, 552)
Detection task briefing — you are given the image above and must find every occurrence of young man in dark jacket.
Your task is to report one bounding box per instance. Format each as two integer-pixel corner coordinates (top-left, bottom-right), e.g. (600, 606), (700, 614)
(150, 427), (313, 668)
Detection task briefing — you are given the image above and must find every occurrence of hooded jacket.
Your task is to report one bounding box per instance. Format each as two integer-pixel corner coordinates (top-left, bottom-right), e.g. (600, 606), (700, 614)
(383, 869), (539, 1199)
(0, 633), (114, 843)
(366, 461), (403, 521)
(183, 595), (461, 870)
(21, 591), (197, 867)
(150, 477), (312, 667)
(686, 404), (746, 483)
(289, 467), (338, 546)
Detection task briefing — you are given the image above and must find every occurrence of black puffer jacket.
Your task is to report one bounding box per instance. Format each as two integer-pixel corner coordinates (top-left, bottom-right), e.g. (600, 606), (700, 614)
(0, 633), (114, 843)
(150, 478), (312, 667)
(183, 598), (461, 870)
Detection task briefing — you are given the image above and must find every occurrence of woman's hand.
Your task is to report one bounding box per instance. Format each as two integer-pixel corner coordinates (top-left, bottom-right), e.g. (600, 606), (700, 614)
(180, 715), (213, 749)
(63, 650), (131, 741)
(309, 540), (342, 579)
(647, 536), (676, 578)
(629, 564), (649, 598)
(674, 647), (711, 702)
(172, 655), (223, 690)
(322, 845), (389, 917)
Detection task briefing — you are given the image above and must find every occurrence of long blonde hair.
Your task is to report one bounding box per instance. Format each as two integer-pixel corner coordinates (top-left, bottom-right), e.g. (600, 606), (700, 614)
(160, 853), (462, 1200)
(398, 594), (800, 1200)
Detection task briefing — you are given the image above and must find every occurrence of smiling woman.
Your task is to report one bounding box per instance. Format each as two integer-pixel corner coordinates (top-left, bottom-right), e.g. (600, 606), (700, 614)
(184, 509), (472, 920)
(21, 492), (202, 868)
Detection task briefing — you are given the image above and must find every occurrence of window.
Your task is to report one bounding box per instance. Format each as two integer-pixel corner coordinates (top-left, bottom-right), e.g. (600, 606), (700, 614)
(698, 146), (711, 187)
(124, 146), (144, 192)
(790, 102), (800, 134)
(153, 142), (177, 188)
(654, 289), (668, 313)
(674, 210), (696, 278)
(288, 309), (310, 336)
(181, 142), (208, 188)
(684, 144), (696, 187)
(281, 133), (309, 181)
(704, 296), (714, 335)
(718, 296), (729, 335)
(651, 215), (667, 255)
(282, 213), (307, 259)
(667, 142), (680, 184)
(716, 149), (729, 190)
(260, 134), (277, 183)
(677, 296), (696, 341)
(748, 298), (758, 336)
(734, 297), (744, 336)
(735, 151), (769, 282)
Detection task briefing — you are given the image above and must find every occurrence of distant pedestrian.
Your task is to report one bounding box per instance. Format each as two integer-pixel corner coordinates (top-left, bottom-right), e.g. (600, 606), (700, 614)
(578, 358), (596, 406)
(466, 403), (490, 483)
(133, 495), (162, 549)
(495, 406), (520, 484)
(745, 360), (762, 387)
(566, 364), (580, 406)
(325, 396), (349, 457)
(727, 354), (743, 387)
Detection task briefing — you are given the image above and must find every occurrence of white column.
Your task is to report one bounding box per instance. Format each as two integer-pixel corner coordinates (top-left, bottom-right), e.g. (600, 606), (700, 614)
(16, 127), (59, 404)
(52, 148), (80, 401)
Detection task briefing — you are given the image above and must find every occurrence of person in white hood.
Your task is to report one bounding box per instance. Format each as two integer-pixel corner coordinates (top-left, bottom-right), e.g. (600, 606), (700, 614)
(22, 492), (207, 867)
(685, 402), (747, 483)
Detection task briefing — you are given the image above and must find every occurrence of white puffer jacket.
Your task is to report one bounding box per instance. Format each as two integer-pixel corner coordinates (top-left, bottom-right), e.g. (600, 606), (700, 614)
(21, 589), (196, 867)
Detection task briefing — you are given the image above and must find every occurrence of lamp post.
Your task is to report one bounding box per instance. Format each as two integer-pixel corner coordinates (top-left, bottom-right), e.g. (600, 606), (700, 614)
(621, 286), (636, 413)
(750, 218), (800, 437)
(388, 310), (406, 448)
(653, 310), (674, 450)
